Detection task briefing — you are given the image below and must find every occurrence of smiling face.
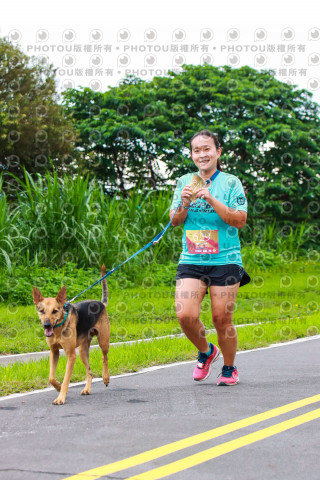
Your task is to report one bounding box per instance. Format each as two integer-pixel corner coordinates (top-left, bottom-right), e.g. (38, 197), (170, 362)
(32, 286), (66, 337)
(190, 135), (221, 177)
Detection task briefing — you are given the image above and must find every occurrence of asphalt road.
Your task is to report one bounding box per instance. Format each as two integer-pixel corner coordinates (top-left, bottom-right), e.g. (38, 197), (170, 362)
(1, 336), (320, 480)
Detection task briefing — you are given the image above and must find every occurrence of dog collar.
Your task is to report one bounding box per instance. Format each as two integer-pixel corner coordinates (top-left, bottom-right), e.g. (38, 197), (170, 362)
(53, 303), (70, 329)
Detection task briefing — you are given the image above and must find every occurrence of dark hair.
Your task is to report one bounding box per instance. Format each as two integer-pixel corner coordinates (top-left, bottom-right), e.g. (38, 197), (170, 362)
(189, 130), (222, 171)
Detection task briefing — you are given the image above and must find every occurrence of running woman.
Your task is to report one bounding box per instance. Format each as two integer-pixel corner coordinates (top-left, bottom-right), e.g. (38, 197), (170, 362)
(170, 130), (250, 385)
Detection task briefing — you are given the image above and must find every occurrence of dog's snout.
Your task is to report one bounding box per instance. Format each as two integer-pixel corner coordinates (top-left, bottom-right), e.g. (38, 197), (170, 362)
(44, 320), (52, 328)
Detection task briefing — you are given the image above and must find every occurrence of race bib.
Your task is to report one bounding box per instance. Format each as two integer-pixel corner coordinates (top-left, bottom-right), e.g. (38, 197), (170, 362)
(186, 230), (219, 254)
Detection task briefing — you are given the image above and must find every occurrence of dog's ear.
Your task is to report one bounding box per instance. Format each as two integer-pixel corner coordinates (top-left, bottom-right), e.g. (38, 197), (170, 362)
(56, 285), (67, 305)
(33, 287), (44, 305)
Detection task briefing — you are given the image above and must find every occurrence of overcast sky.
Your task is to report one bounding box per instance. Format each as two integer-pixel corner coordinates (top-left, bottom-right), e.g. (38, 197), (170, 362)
(1, 0), (320, 105)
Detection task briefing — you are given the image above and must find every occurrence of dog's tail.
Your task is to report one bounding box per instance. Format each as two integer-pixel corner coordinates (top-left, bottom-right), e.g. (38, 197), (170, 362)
(101, 264), (108, 307)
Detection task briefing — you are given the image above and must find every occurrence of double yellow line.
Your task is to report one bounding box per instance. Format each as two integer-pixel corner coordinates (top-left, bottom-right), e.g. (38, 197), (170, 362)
(63, 394), (320, 480)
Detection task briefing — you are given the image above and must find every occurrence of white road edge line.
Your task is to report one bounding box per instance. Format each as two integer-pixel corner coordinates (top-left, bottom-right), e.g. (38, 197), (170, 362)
(0, 317), (312, 365)
(1, 334), (320, 402)
(0, 327), (239, 362)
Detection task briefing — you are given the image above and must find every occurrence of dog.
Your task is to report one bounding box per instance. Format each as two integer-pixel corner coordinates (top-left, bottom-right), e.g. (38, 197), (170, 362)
(32, 265), (110, 405)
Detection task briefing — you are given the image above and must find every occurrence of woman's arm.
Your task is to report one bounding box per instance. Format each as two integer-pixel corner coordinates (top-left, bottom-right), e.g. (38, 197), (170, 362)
(170, 185), (193, 227)
(195, 188), (247, 229)
(170, 206), (188, 226)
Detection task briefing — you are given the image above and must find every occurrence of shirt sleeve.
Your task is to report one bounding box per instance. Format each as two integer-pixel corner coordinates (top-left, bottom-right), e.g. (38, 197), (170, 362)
(227, 176), (248, 212)
(170, 176), (186, 211)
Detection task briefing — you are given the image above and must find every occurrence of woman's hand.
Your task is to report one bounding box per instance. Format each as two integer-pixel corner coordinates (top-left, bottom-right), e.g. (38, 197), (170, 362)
(194, 188), (213, 204)
(181, 185), (193, 207)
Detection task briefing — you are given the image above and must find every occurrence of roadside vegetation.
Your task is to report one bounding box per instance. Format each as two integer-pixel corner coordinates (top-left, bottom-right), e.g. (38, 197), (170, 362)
(1, 314), (319, 397)
(1, 260), (319, 396)
(0, 260), (319, 355)
(0, 171), (318, 286)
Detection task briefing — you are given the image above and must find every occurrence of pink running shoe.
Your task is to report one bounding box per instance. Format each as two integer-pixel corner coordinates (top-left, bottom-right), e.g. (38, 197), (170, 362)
(193, 343), (220, 382)
(217, 365), (239, 386)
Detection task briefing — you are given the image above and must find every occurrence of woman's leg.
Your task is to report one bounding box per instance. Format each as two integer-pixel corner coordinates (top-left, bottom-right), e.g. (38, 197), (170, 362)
(209, 283), (240, 366)
(175, 277), (208, 352)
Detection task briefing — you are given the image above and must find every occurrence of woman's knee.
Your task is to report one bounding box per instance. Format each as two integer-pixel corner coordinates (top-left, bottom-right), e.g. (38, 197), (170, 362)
(212, 313), (233, 330)
(176, 311), (200, 330)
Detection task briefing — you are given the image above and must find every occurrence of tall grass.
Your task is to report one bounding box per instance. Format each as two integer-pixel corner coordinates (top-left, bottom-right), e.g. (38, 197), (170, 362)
(0, 170), (317, 278)
(0, 170), (182, 275)
(0, 178), (28, 273)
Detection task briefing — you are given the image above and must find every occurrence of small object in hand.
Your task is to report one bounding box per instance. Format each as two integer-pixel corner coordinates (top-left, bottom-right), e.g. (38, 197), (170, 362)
(189, 174), (206, 202)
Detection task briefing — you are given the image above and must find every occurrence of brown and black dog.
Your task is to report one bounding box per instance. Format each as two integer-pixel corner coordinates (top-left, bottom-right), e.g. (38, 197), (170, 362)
(32, 265), (110, 405)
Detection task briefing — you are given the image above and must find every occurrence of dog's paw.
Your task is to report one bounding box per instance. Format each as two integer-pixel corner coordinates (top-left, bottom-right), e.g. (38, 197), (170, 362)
(81, 388), (91, 395)
(49, 379), (61, 391)
(53, 396), (65, 405)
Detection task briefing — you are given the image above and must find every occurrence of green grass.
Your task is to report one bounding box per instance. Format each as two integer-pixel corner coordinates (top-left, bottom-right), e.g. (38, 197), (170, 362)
(0, 260), (318, 354)
(0, 260), (319, 397)
(0, 170), (318, 280)
(1, 313), (319, 397)
(0, 170), (183, 276)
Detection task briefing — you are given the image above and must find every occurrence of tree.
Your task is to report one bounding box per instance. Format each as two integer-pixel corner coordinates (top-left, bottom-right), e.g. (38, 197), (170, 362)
(63, 65), (320, 221)
(0, 38), (78, 184)
(63, 77), (168, 196)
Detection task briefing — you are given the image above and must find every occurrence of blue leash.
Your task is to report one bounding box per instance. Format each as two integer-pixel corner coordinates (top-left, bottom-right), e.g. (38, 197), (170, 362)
(67, 201), (183, 303)
(67, 171), (221, 304)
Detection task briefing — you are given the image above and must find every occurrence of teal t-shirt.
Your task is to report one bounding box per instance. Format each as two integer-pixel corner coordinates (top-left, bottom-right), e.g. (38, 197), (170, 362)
(170, 171), (247, 266)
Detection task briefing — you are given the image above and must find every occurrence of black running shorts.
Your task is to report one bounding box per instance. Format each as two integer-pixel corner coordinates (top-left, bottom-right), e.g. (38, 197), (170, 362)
(176, 264), (251, 291)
